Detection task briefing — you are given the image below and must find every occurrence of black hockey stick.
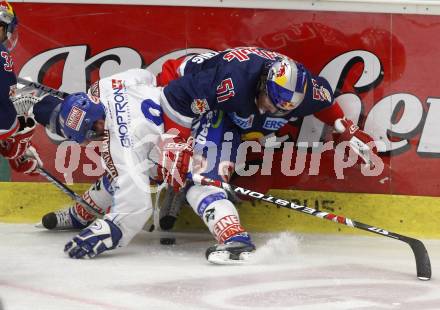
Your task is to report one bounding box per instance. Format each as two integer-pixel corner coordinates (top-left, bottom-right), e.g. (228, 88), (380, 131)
(36, 166), (104, 218)
(16, 77), (69, 99)
(188, 173), (432, 281)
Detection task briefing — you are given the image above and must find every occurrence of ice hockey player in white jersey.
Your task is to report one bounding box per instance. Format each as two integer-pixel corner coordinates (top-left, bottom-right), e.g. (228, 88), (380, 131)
(63, 69), (166, 257)
(33, 69), (163, 258)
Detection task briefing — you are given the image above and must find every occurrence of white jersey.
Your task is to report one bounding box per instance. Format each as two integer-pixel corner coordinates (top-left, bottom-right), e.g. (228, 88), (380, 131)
(93, 69), (163, 246)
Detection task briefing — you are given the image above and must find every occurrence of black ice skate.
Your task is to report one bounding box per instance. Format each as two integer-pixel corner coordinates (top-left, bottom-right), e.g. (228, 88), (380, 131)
(206, 233), (256, 265)
(41, 206), (90, 230)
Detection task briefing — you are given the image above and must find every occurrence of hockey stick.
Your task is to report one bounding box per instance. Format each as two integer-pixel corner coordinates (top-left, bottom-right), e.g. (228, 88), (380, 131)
(36, 166), (105, 218)
(16, 77), (69, 99)
(188, 173), (432, 281)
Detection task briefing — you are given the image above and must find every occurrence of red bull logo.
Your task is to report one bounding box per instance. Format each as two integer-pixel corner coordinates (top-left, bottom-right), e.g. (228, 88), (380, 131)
(273, 62), (289, 87)
(276, 63), (287, 78)
(191, 98), (209, 114)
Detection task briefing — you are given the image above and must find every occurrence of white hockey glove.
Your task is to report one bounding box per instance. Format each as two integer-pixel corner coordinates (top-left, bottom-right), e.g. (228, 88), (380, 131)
(64, 219), (122, 259)
(12, 82), (48, 115)
(12, 94), (41, 115)
(333, 118), (377, 167)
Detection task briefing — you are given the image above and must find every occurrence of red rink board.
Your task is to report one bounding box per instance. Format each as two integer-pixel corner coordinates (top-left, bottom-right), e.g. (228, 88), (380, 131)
(8, 3), (440, 197)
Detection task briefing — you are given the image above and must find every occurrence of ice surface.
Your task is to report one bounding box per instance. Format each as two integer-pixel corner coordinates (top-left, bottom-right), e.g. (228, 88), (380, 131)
(0, 224), (439, 310)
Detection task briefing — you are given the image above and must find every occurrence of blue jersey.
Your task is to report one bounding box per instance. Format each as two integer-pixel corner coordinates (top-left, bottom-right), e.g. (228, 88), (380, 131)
(0, 43), (18, 139)
(162, 47), (335, 137)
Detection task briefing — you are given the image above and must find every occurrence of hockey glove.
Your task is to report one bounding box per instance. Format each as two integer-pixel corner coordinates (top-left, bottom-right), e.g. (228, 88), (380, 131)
(64, 219), (122, 259)
(333, 118), (377, 167)
(0, 116), (37, 159)
(8, 145), (43, 176)
(158, 135), (193, 192)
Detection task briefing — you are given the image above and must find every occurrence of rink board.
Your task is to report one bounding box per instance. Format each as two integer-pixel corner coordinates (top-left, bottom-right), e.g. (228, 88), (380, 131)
(5, 2), (440, 198)
(0, 182), (438, 238)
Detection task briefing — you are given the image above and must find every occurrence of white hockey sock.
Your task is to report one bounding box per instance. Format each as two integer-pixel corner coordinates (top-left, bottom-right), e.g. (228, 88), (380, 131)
(186, 185), (246, 243)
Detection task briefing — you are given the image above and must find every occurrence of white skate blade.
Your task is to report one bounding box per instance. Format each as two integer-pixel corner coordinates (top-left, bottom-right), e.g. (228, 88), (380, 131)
(34, 222), (44, 228)
(207, 251), (253, 265)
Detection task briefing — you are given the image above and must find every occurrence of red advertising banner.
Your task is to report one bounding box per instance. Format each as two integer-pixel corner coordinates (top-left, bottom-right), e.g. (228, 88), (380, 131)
(8, 3), (440, 197)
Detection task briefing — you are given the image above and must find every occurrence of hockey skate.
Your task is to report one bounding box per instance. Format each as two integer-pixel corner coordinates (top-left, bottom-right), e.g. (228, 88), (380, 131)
(41, 204), (92, 230)
(206, 233), (256, 265)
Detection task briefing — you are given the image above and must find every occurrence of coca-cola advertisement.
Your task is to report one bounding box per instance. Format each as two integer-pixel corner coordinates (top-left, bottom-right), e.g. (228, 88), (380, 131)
(5, 3), (440, 197)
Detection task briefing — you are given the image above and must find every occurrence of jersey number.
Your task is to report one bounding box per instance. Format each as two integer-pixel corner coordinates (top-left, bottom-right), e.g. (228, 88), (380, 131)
(216, 78), (235, 103)
(1, 51), (13, 72)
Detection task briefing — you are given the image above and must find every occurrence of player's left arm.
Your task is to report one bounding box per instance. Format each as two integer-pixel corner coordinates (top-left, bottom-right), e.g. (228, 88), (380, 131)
(311, 76), (377, 167)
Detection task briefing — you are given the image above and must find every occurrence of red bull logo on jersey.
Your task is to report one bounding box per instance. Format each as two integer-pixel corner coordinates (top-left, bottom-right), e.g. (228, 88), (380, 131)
(66, 106), (86, 131)
(191, 99), (209, 114)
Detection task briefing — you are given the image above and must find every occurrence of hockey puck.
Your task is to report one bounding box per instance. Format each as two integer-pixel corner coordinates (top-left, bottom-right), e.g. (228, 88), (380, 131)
(160, 237), (176, 245)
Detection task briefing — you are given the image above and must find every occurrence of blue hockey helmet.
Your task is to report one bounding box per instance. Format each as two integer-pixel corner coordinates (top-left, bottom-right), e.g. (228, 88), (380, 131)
(0, 1), (18, 51)
(59, 92), (105, 144)
(266, 58), (307, 112)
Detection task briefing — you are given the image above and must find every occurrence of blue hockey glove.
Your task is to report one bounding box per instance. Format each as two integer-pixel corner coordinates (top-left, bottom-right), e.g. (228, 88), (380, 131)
(64, 219), (122, 259)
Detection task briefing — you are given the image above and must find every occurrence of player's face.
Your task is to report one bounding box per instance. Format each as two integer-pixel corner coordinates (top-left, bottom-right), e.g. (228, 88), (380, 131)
(93, 119), (105, 134)
(256, 92), (278, 114)
(81, 119), (105, 145)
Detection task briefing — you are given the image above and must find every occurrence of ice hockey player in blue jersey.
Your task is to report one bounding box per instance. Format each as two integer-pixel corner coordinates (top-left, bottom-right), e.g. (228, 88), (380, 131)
(156, 47), (377, 263)
(0, 1), (42, 176)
